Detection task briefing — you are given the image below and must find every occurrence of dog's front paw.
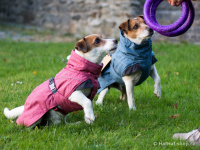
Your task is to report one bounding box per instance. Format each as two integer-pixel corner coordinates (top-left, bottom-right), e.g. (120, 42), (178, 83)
(84, 113), (95, 124)
(154, 84), (161, 98)
(84, 107), (95, 124)
(154, 88), (161, 98)
(84, 116), (95, 124)
(129, 106), (137, 111)
(95, 100), (103, 105)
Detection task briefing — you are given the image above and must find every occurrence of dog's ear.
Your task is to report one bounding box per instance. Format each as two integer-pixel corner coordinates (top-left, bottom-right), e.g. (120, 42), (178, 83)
(137, 15), (146, 24)
(119, 19), (130, 34)
(75, 38), (88, 53)
(137, 15), (144, 20)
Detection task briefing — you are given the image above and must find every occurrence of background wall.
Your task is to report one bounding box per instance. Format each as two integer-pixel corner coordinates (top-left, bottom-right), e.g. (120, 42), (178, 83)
(0, 0), (200, 43)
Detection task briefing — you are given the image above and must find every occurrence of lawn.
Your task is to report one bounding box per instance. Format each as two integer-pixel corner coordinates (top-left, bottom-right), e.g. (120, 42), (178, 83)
(0, 40), (200, 150)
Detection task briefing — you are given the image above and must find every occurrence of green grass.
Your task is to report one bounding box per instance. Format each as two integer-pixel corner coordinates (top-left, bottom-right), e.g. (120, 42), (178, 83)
(0, 40), (200, 150)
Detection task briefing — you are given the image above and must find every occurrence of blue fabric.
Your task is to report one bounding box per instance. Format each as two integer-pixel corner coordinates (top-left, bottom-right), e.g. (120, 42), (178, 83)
(98, 31), (156, 93)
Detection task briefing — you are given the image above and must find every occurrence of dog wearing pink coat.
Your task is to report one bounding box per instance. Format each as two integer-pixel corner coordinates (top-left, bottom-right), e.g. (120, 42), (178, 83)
(4, 34), (118, 128)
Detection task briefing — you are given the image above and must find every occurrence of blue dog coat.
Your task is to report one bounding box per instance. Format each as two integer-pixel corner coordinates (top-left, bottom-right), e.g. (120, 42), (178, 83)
(98, 31), (157, 93)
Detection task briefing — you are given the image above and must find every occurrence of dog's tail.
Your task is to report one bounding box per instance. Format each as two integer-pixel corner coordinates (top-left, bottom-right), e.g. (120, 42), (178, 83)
(4, 106), (24, 119)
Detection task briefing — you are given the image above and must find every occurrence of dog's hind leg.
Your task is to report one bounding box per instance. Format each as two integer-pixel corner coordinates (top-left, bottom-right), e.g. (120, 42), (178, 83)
(4, 105), (24, 119)
(110, 83), (126, 101)
(150, 65), (161, 98)
(28, 110), (64, 129)
(44, 109), (64, 125)
(120, 85), (127, 100)
(96, 87), (109, 105)
(28, 118), (42, 129)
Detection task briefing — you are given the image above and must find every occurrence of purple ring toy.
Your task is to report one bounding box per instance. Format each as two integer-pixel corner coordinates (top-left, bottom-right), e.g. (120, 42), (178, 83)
(143, 0), (195, 37)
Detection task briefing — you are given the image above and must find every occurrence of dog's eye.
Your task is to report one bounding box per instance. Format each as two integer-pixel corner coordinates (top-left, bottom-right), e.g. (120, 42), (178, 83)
(133, 24), (139, 30)
(94, 38), (101, 44)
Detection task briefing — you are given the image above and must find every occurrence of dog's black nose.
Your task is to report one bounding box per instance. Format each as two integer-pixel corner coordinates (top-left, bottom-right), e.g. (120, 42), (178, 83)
(149, 28), (154, 34)
(113, 39), (118, 44)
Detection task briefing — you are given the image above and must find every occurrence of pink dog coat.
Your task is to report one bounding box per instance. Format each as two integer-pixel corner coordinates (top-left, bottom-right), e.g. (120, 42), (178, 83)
(16, 50), (102, 127)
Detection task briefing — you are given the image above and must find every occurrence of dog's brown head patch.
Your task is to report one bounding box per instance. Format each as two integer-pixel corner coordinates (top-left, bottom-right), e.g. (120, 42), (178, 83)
(119, 15), (151, 39)
(75, 34), (106, 53)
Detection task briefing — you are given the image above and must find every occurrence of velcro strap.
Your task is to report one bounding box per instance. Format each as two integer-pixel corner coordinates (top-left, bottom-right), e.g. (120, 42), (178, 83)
(49, 77), (57, 94)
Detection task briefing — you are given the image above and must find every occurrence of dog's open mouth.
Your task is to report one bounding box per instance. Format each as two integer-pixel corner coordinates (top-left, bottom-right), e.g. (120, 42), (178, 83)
(147, 31), (154, 38)
(110, 46), (117, 52)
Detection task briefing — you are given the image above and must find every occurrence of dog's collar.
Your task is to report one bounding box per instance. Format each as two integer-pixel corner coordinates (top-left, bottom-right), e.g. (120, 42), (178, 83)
(118, 31), (152, 57)
(66, 50), (103, 78)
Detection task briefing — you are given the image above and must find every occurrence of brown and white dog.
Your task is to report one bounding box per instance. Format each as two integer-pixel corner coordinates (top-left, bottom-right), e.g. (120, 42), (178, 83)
(4, 34), (118, 128)
(96, 16), (161, 110)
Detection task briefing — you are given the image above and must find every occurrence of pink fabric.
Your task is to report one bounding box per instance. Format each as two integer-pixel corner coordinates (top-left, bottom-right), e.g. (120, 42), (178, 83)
(16, 50), (102, 127)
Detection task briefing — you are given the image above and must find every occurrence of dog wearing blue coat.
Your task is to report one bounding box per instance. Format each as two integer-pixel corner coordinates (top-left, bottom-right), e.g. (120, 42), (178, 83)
(96, 16), (161, 110)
